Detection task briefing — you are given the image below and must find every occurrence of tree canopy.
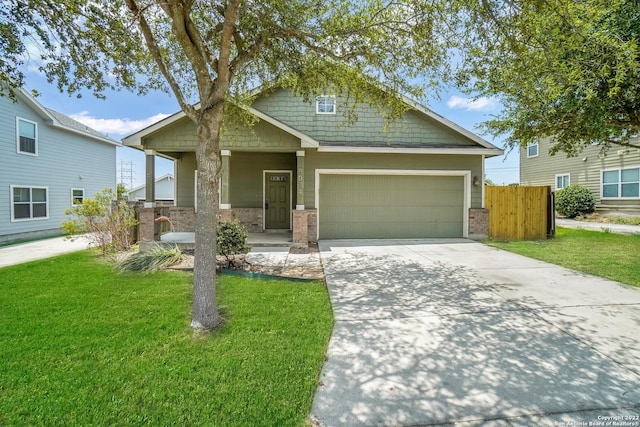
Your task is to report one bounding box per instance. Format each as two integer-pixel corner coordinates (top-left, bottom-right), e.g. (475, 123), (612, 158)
(2, 0), (466, 329)
(458, 0), (640, 156)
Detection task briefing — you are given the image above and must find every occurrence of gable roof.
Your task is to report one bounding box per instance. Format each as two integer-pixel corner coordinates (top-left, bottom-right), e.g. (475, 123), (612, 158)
(123, 87), (503, 157)
(127, 173), (174, 194)
(12, 88), (119, 146)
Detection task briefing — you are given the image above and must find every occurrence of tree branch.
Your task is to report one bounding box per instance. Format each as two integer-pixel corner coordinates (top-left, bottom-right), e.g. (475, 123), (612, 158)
(124, 0), (196, 120)
(161, 0), (213, 99)
(205, 0), (240, 107)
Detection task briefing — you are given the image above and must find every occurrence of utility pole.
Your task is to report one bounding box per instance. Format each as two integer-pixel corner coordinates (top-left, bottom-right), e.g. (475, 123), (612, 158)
(118, 160), (135, 189)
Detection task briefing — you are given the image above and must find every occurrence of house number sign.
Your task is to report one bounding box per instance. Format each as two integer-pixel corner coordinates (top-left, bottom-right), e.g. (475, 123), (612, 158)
(269, 175), (287, 182)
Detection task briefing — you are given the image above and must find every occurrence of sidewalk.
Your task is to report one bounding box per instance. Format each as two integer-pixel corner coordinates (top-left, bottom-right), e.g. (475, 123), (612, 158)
(556, 218), (640, 235)
(0, 236), (92, 269)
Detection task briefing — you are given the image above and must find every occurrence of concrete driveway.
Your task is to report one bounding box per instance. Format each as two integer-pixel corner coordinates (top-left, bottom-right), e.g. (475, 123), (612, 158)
(311, 240), (640, 427)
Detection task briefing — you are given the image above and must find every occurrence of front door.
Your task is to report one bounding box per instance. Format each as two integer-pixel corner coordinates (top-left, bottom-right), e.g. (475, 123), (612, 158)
(265, 172), (290, 229)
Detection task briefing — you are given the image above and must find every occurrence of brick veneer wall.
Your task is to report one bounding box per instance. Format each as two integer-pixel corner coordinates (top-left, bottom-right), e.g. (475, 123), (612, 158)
(293, 209), (317, 245)
(138, 207), (160, 242)
(307, 210), (317, 242)
(468, 208), (489, 239)
(219, 208), (263, 233)
(168, 207), (196, 232)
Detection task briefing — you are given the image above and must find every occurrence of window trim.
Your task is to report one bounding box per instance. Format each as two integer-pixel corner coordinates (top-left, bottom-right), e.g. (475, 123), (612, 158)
(555, 173), (570, 190)
(601, 166), (640, 200)
(16, 117), (38, 156)
(315, 95), (336, 115)
(71, 188), (85, 205)
(526, 142), (539, 158)
(10, 185), (49, 222)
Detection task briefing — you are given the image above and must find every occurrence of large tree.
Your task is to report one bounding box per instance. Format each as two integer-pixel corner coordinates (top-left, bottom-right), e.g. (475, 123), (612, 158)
(457, 0), (640, 156)
(2, 0), (461, 329)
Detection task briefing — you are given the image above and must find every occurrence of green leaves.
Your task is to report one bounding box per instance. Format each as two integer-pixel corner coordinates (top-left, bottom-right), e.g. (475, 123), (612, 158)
(457, 0), (640, 155)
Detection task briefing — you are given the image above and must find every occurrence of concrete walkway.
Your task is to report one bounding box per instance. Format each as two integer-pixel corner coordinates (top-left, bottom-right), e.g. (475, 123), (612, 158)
(0, 235), (92, 269)
(311, 239), (640, 427)
(557, 218), (640, 235)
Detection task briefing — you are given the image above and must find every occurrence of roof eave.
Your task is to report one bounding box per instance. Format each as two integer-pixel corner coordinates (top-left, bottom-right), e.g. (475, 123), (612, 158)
(318, 145), (504, 157)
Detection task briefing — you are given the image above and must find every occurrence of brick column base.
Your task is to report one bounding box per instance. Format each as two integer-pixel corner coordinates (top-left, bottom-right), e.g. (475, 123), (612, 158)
(293, 210), (309, 246)
(138, 207), (159, 242)
(468, 208), (489, 239)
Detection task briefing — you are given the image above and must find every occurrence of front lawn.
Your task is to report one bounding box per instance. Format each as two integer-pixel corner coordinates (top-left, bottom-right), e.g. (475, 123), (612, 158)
(486, 227), (640, 287)
(0, 251), (333, 426)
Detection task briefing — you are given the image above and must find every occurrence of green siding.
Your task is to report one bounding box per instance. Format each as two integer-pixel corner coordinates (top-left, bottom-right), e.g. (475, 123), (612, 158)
(144, 114), (300, 152)
(145, 117), (197, 151)
(319, 175), (464, 239)
(175, 152), (196, 207)
(304, 151), (482, 208)
(229, 152), (296, 208)
(253, 88), (478, 147)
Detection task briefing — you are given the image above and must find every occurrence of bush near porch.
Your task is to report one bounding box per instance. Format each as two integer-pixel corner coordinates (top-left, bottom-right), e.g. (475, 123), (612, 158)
(0, 251), (333, 426)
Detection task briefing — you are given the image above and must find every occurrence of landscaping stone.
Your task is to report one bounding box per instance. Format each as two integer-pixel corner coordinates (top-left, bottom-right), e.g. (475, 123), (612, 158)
(167, 245), (325, 280)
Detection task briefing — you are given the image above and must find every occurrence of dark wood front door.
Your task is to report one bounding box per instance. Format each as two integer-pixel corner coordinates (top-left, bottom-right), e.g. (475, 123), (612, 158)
(265, 172), (290, 229)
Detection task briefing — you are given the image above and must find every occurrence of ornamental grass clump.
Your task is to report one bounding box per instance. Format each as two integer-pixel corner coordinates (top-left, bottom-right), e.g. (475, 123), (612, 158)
(117, 243), (182, 271)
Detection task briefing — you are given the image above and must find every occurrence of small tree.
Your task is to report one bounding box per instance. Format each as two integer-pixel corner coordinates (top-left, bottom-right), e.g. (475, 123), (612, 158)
(555, 185), (596, 218)
(61, 188), (138, 255)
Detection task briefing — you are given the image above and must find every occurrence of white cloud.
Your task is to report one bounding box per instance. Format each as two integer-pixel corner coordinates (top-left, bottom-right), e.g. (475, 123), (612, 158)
(446, 95), (498, 112)
(69, 111), (170, 137)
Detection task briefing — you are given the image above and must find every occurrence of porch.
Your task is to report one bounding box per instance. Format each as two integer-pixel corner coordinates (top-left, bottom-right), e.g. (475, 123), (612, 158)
(136, 148), (317, 247)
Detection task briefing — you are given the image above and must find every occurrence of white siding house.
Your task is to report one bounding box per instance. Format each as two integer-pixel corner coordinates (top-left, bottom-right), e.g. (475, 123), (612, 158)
(0, 88), (118, 243)
(127, 174), (175, 205)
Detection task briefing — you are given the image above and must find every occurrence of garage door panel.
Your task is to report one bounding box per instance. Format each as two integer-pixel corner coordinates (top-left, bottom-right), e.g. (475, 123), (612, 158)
(319, 174), (465, 239)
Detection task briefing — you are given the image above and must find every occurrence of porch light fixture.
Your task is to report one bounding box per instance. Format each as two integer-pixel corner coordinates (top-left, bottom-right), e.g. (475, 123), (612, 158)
(473, 176), (481, 186)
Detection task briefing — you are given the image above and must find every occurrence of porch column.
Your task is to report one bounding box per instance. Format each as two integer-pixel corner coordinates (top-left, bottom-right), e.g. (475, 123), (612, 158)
(296, 150), (305, 210)
(144, 149), (156, 208)
(220, 150), (231, 209)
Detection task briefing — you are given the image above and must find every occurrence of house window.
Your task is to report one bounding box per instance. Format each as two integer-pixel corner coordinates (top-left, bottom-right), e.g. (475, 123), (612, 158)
(527, 142), (539, 158)
(555, 174), (570, 190)
(71, 188), (85, 205)
(602, 167), (640, 198)
(17, 118), (38, 155)
(11, 186), (48, 221)
(316, 95), (336, 114)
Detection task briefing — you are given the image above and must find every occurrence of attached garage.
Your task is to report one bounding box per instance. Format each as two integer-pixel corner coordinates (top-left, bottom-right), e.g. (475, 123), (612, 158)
(316, 170), (470, 239)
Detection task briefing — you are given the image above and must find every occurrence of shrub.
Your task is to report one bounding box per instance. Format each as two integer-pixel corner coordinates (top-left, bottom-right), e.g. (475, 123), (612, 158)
(61, 188), (138, 254)
(117, 243), (182, 271)
(555, 184), (596, 218)
(217, 220), (250, 263)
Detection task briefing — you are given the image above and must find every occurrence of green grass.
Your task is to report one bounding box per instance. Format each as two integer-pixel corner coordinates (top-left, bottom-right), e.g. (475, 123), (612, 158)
(0, 251), (333, 426)
(486, 227), (640, 287)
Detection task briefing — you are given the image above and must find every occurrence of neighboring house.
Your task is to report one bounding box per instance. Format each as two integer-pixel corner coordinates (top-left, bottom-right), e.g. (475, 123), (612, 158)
(0, 88), (118, 243)
(123, 87), (503, 243)
(127, 174), (175, 205)
(520, 139), (640, 214)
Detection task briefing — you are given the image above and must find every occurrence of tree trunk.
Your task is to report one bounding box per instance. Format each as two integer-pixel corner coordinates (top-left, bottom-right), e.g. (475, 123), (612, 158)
(191, 104), (224, 330)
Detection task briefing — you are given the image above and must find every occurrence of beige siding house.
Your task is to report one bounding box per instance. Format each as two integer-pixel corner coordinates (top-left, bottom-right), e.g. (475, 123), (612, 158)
(124, 88), (503, 243)
(520, 139), (640, 214)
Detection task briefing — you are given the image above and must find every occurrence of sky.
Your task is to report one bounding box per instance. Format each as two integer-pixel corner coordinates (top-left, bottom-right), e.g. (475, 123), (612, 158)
(22, 72), (520, 189)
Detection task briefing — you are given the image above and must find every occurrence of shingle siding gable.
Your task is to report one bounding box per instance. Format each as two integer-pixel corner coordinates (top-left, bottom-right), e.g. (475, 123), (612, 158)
(252, 88), (478, 148)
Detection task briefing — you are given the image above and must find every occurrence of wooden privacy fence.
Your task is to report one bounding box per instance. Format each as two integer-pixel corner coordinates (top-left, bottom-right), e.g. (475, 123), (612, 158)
(484, 186), (554, 240)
